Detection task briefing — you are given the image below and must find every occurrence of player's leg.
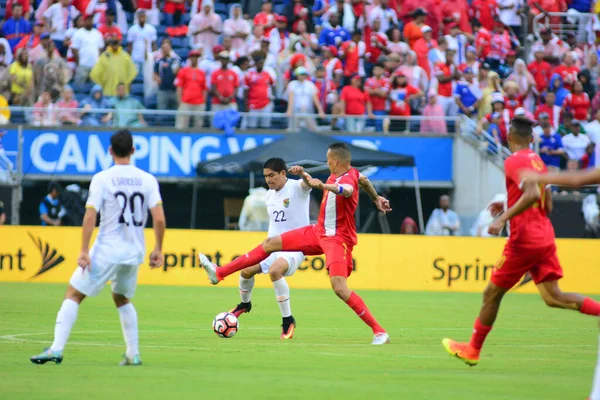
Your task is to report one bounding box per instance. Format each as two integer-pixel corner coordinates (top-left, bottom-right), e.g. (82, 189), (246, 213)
(231, 264), (262, 318)
(442, 247), (529, 366)
(30, 284), (86, 364)
(111, 265), (142, 366)
(269, 253), (303, 339)
(322, 239), (388, 344)
(532, 249), (600, 316)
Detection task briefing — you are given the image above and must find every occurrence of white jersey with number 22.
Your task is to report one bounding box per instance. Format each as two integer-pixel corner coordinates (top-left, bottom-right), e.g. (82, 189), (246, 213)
(266, 178), (311, 238)
(86, 164), (162, 265)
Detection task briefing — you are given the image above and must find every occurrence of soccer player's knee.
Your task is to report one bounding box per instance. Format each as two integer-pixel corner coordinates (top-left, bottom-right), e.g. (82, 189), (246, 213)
(483, 284), (504, 304)
(269, 265), (285, 281)
(330, 278), (349, 300)
(240, 269), (254, 280)
(262, 237), (280, 253)
(541, 291), (564, 308)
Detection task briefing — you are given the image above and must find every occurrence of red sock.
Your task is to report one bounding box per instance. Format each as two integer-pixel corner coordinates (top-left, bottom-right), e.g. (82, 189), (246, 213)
(468, 318), (493, 350)
(216, 245), (269, 281)
(580, 298), (600, 316)
(346, 292), (385, 334)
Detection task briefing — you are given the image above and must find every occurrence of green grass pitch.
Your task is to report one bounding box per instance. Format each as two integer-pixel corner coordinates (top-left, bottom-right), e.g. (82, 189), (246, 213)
(0, 282), (597, 400)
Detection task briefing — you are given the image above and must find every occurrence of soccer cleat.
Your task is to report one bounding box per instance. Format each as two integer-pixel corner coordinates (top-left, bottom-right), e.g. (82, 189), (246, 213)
(229, 301), (252, 318)
(199, 253), (219, 285)
(442, 338), (480, 366)
(119, 354), (142, 366)
(281, 317), (296, 340)
(30, 348), (63, 365)
(371, 332), (390, 345)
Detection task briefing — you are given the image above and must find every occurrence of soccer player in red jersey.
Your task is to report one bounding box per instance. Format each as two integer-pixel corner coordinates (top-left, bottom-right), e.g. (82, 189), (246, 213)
(521, 144), (600, 400)
(442, 116), (600, 366)
(199, 143), (392, 344)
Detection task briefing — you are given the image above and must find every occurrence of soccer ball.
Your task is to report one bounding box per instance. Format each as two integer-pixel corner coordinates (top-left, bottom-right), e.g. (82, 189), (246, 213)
(212, 312), (239, 338)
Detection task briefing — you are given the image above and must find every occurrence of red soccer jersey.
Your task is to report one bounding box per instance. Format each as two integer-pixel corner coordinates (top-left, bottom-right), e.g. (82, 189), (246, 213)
(210, 69), (240, 104)
(564, 92), (590, 121)
(366, 31), (387, 64)
(244, 69), (274, 110)
(470, 0), (497, 31)
(174, 67), (207, 105)
(488, 32), (511, 59)
(317, 167), (360, 246)
(527, 60), (553, 93)
(434, 62), (454, 97)
(364, 76), (391, 112)
(389, 84), (419, 115)
(504, 95), (523, 114)
(340, 86), (370, 115)
(98, 24), (123, 41)
(554, 64), (580, 91)
(504, 149), (555, 248)
(475, 28), (492, 58)
(254, 12), (276, 36)
(340, 40), (361, 77)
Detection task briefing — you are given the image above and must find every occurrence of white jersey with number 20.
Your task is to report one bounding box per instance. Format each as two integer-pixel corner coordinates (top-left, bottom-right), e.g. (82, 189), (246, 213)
(86, 164), (162, 265)
(266, 178), (311, 238)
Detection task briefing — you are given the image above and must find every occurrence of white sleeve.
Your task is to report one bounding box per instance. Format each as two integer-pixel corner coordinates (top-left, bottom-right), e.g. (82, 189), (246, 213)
(42, 5), (53, 20)
(86, 174), (105, 211)
(150, 25), (157, 42)
(296, 177), (311, 194)
(127, 26), (135, 44)
(147, 176), (163, 208)
(71, 31), (81, 49)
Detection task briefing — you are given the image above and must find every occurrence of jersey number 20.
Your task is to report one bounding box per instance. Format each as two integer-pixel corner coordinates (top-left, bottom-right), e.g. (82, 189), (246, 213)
(115, 191), (145, 226)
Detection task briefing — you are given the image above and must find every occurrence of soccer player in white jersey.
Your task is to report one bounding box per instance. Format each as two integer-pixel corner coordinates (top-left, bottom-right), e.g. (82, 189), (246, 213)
(225, 158), (311, 339)
(30, 130), (166, 366)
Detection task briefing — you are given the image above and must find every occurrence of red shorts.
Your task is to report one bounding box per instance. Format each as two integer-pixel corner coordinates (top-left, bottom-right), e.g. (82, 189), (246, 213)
(280, 225), (354, 278)
(491, 244), (564, 289)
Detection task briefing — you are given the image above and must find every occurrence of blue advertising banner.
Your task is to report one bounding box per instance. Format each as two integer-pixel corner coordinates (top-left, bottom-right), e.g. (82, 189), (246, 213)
(3, 129), (452, 182)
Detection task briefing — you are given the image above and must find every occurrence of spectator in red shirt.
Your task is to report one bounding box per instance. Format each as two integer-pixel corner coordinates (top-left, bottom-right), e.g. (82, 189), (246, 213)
(434, 48), (459, 116)
(554, 52), (580, 92)
(321, 45), (343, 84)
(441, 0), (472, 35)
(254, 0), (277, 36)
(502, 79), (523, 113)
(97, 9), (123, 43)
(529, 0), (566, 28)
(365, 19), (388, 65)
(13, 20), (44, 54)
(535, 91), (561, 130)
(244, 53), (275, 128)
(339, 30), (366, 78)
(211, 50), (240, 126)
(563, 80), (591, 122)
(164, 0), (186, 26)
(365, 63), (391, 131)
(388, 73), (423, 132)
(174, 49), (207, 129)
(340, 74), (373, 132)
(413, 25), (437, 79)
(486, 21), (512, 70)
(470, 0), (498, 31)
(403, 8), (427, 49)
(472, 19), (492, 60)
(4, 0), (30, 20)
(478, 92), (512, 144)
(527, 44), (553, 94)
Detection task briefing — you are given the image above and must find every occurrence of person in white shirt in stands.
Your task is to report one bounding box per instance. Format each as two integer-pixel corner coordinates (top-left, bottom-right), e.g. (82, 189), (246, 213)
(30, 129), (166, 367)
(43, 0), (80, 56)
(585, 109), (600, 171)
(497, 0), (522, 40)
(227, 157), (311, 339)
(425, 194), (461, 236)
(562, 120), (591, 162)
(285, 66), (325, 131)
(127, 9), (158, 73)
(70, 14), (104, 87)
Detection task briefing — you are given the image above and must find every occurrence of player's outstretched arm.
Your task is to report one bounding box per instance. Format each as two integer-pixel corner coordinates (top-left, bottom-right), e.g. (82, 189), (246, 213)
(288, 165), (312, 190)
(358, 174), (392, 213)
(521, 168), (600, 188)
(78, 207), (97, 270)
(149, 204), (166, 268)
(488, 181), (540, 235)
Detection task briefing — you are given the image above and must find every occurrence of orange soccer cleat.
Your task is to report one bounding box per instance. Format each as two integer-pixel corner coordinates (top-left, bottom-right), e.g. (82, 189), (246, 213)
(442, 338), (480, 366)
(281, 317), (296, 340)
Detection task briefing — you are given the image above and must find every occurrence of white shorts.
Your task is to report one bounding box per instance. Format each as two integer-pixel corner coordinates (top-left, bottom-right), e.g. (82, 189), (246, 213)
(259, 251), (304, 276)
(69, 259), (139, 299)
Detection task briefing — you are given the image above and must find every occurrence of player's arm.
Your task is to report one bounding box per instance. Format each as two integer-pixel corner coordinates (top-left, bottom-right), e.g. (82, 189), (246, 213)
(77, 207), (97, 269)
(288, 165), (312, 191)
(522, 168), (600, 188)
(358, 173), (392, 213)
(489, 180), (540, 235)
(149, 204), (166, 268)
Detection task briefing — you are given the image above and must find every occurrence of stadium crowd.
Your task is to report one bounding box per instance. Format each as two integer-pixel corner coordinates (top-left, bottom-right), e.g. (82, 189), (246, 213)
(0, 0), (600, 143)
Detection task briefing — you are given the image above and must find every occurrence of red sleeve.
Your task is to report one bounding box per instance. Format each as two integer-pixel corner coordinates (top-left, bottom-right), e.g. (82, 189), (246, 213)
(210, 70), (218, 87)
(200, 71), (207, 90)
(339, 170), (359, 190)
(364, 78), (373, 89)
(364, 91), (371, 103)
(407, 85), (419, 96)
(434, 63), (444, 76)
(340, 87), (348, 101)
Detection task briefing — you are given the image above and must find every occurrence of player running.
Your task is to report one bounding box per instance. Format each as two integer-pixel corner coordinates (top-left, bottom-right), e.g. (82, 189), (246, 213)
(30, 130), (166, 366)
(199, 142), (392, 345)
(230, 157), (311, 339)
(520, 152), (600, 400)
(442, 116), (600, 366)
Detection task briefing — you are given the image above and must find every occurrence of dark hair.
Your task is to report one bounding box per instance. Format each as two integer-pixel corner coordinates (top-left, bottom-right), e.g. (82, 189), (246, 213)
(328, 142), (351, 162)
(110, 129), (134, 157)
(48, 181), (61, 193)
(161, 37), (172, 46)
(12, 2), (22, 8)
(471, 19), (482, 28)
(235, 56), (249, 67)
(263, 157), (287, 173)
(510, 116), (534, 139)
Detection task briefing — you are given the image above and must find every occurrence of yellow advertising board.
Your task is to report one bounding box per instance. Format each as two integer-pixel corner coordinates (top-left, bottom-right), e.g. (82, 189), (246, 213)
(1, 226), (599, 294)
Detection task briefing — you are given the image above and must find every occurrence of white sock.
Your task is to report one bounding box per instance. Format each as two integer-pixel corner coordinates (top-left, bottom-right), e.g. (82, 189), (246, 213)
(118, 303), (139, 359)
(273, 277), (291, 318)
(591, 334), (600, 400)
(239, 276), (254, 303)
(50, 299), (79, 352)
